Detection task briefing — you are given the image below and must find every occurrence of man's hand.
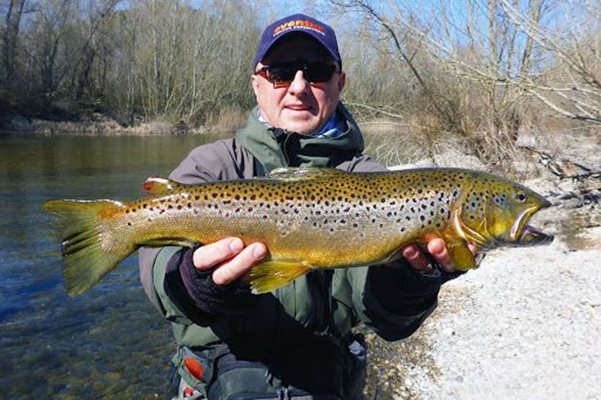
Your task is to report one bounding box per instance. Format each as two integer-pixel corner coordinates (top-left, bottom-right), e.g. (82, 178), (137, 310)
(401, 238), (477, 273)
(192, 237), (268, 285)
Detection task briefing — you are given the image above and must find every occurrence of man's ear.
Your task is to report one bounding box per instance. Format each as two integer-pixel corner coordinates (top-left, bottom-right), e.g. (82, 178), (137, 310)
(337, 72), (346, 93)
(251, 74), (260, 96)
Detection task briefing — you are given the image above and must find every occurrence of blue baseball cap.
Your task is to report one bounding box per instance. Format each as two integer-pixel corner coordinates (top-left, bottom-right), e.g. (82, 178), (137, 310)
(254, 13), (342, 68)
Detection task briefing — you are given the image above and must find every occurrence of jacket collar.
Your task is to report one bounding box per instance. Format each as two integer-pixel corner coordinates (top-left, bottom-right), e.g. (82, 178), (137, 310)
(235, 102), (364, 173)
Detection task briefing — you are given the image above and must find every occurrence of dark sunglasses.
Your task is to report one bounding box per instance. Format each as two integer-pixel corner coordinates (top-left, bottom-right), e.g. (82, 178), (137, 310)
(255, 58), (339, 88)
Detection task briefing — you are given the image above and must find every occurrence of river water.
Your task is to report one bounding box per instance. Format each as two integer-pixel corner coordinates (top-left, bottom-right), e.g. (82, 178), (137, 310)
(0, 133), (225, 399)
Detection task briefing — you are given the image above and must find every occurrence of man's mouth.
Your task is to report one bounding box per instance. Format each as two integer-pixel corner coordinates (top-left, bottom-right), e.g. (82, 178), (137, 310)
(286, 104), (311, 111)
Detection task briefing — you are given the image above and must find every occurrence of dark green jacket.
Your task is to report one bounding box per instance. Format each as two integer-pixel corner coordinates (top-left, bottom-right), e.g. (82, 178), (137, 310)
(138, 105), (440, 349)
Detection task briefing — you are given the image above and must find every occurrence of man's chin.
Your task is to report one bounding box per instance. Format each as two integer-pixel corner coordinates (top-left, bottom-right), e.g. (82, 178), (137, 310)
(281, 120), (321, 135)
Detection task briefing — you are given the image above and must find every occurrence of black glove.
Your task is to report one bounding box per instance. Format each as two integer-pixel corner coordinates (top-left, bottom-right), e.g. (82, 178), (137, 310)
(368, 260), (464, 316)
(164, 246), (252, 325)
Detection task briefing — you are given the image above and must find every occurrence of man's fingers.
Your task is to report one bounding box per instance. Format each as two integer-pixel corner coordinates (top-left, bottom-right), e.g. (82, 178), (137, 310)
(426, 238), (454, 272)
(192, 237), (244, 270)
(468, 243), (477, 254)
(401, 245), (431, 270)
(212, 242), (268, 286)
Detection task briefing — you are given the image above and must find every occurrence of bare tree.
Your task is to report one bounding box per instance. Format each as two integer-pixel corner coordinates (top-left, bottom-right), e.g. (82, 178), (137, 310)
(499, 0), (601, 123)
(2, 0), (27, 86)
(68, 0), (121, 102)
(329, 0), (594, 167)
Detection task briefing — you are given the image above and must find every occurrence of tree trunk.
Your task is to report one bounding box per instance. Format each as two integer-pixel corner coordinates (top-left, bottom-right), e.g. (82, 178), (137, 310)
(3, 0), (26, 86)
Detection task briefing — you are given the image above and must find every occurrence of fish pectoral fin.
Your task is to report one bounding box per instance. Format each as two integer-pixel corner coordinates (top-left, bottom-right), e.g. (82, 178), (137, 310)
(266, 167), (346, 181)
(446, 239), (477, 271)
(248, 259), (312, 294)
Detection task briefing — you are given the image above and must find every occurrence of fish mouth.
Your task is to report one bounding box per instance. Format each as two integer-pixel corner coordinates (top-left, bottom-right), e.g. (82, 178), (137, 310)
(510, 199), (554, 246)
(515, 224), (554, 245)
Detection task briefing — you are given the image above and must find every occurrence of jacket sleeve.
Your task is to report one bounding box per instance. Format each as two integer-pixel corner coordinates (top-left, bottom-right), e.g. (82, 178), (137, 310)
(138, 139), (246, 323)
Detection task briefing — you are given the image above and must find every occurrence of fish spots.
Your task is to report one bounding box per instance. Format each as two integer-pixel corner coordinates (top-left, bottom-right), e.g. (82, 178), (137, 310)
(493, 194), (507, 205)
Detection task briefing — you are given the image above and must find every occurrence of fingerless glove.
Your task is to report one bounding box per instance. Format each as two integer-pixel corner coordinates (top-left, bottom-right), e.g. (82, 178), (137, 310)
(164, 246), (252, 325)
(368, 260), (464, 316)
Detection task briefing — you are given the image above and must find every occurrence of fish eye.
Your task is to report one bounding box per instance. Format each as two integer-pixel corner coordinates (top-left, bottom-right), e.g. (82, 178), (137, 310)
(513, 192), (526, 203)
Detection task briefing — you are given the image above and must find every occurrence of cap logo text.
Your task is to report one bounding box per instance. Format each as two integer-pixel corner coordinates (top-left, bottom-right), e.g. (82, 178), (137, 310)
(273, 20), (325, 37)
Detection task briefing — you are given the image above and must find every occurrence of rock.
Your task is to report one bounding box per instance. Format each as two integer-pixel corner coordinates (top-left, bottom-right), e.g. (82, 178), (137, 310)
(433, 148), (487, 170)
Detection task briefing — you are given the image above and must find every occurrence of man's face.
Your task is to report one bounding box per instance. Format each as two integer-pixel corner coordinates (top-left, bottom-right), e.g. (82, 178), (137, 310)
(251, 36), (346, 135)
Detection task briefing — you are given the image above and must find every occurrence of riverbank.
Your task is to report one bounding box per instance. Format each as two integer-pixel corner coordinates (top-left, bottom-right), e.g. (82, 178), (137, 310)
(0, 110), (248, 136)
(367, 232), (601, 400)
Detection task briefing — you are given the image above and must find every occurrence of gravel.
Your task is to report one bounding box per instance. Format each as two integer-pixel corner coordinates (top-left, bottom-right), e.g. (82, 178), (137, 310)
(418, 239), (601, 400)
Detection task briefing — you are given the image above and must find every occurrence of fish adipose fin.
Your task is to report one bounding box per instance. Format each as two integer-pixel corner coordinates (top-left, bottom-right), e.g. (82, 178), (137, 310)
(248, 259), (312, 294)
(43, 199), (132, 296)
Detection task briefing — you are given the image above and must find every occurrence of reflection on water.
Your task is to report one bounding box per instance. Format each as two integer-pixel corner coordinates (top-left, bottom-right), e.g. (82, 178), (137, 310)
(0, 133), (223, 398)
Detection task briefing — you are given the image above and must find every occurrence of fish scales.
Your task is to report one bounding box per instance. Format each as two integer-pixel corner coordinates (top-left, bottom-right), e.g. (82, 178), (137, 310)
(43, 167), (553, 295)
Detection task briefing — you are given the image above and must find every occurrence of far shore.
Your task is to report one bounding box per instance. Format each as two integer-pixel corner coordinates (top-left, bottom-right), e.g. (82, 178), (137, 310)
(0, 112), (416, 137)
(0, 110), (252, 137)
(2, 115), (213, 136)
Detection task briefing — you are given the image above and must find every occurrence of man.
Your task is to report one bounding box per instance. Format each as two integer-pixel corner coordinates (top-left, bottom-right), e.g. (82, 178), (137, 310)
(139, 13), (467, 400)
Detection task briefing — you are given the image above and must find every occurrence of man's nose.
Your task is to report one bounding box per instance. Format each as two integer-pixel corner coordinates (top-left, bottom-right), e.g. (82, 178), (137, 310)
(288, 70), (310, 93)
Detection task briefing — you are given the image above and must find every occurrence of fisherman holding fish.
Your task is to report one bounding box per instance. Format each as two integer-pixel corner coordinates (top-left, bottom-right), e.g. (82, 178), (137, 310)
(44, 12), (553, 400)
(140, 14), (467, 399)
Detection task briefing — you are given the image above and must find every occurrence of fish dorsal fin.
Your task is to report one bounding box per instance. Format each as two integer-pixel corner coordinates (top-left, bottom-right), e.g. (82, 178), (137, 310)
(142, 177), (183, 194)
(267, 167), (346, 181)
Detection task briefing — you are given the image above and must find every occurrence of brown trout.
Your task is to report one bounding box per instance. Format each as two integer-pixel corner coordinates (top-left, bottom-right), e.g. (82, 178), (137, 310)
(43, 167), (553, 296)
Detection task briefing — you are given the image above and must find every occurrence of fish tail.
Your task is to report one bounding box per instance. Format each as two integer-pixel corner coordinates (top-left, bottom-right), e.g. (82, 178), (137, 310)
(43, 199), (132, 296)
